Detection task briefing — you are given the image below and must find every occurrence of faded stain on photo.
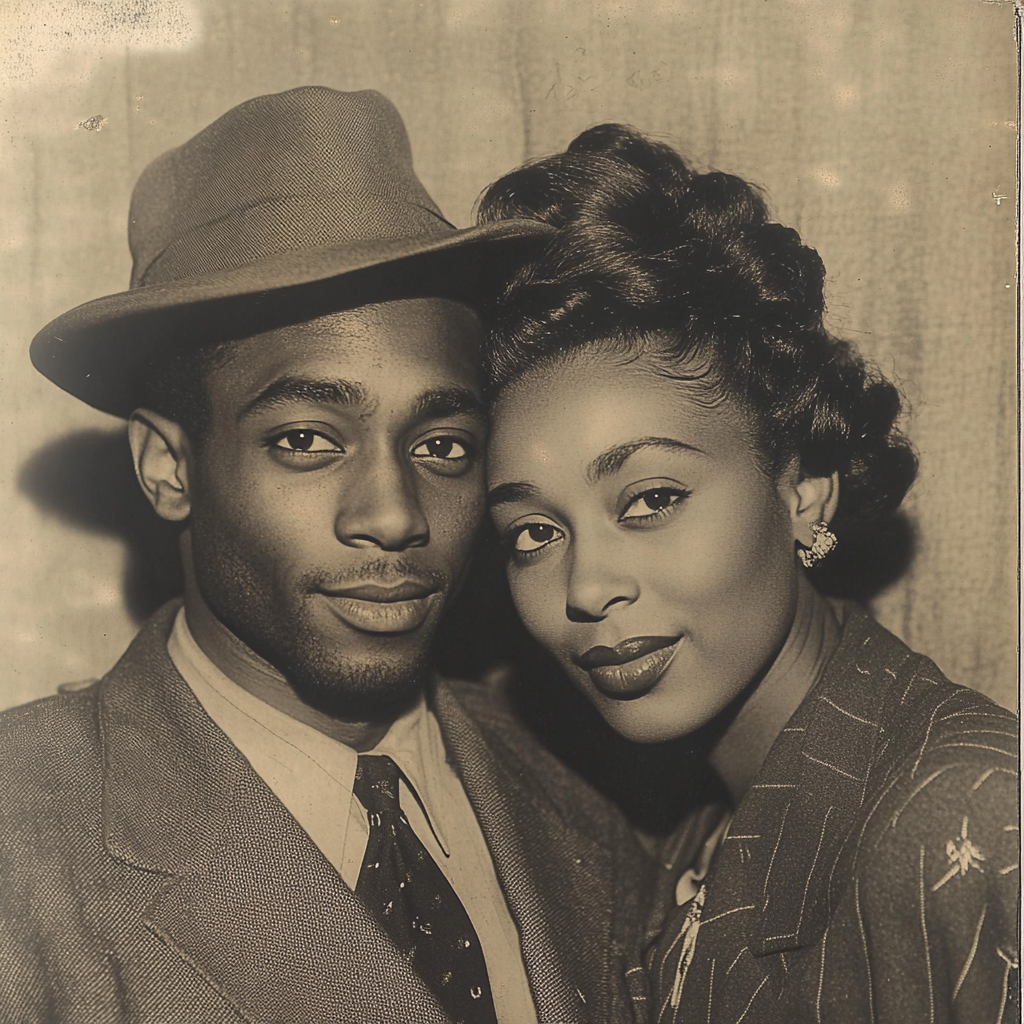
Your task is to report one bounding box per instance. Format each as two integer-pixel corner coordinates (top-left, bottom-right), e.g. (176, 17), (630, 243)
(0, 2), (1017, 1022)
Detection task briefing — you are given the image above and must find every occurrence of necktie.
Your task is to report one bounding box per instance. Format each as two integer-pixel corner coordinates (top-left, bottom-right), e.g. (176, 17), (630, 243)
(353, 753), (499, 1024)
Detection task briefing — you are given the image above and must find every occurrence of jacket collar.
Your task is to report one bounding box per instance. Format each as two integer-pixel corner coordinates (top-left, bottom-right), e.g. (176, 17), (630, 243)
(433, 683), (608, 1024)
(99, 602), (607, 1022)
(699, 604), (914, 957)
(100, 603), (451, 1021)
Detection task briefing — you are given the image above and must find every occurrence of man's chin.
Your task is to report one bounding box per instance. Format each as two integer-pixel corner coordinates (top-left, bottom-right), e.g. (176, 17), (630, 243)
(284, 654), (430, 724)
(198, 579), (437, 724)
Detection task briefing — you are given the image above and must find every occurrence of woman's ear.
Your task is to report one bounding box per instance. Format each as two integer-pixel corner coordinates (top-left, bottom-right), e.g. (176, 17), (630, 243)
(789, 469), (840, 546)
(127, 409), (193, 522)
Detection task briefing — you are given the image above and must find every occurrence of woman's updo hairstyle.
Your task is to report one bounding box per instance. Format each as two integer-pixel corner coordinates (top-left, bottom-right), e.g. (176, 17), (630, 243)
(477, 124), (917, 527)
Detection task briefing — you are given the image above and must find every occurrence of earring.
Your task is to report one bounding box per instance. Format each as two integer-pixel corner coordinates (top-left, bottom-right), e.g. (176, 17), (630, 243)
(798, 520), (838, 569)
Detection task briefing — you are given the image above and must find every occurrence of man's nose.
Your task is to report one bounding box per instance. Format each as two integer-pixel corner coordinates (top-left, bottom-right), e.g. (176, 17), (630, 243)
(335, 455), (430, 551)
(564, 541), (639, 623)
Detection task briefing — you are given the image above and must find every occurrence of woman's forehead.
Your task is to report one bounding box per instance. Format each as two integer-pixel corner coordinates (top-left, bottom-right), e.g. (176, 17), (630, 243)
(489, 347), (756, 474)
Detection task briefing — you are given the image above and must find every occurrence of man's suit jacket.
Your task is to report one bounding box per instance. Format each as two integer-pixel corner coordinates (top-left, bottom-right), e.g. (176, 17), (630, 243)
(647, 606), (1019, 1024)
(0, 603), (656, 1024)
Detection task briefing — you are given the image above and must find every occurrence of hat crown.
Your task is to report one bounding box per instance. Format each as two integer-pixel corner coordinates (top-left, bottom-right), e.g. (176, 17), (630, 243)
(128, 87), (450, 289)
(32, 86), (554, 419)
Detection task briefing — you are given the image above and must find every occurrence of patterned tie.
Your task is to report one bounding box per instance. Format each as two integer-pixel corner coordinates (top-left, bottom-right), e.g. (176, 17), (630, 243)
(353, 754), (499, 1024)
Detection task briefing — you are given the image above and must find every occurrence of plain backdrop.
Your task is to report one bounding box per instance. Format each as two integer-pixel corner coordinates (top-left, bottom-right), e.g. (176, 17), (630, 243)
(0, 0), (1017, 712)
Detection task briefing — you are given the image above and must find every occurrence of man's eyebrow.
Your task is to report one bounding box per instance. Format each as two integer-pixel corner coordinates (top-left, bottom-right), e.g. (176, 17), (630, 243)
(239, 376), (369, 419)
(487, 482), (541, 508)
(588, 436), (704, 482)
(413, 387), (485, 421)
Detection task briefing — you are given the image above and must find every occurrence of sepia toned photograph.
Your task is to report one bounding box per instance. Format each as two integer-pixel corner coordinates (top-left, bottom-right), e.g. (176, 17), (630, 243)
(0, 2), (1018, 1021)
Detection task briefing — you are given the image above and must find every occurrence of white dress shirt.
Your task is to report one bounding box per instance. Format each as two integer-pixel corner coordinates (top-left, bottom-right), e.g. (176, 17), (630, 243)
(167, 607), (537, 1024)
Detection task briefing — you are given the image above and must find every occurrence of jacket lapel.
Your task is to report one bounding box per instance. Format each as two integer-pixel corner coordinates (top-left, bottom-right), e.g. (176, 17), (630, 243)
(100, 605), (449, 1023)
(695, 607), (907, 960)
(748, 607), (907, 956)
(645, 609), (898, 1021)
(433, 681), (612, 1024)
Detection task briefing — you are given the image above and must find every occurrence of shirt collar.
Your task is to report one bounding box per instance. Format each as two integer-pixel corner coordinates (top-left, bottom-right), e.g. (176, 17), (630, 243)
(372, 691), (452, 856)
(167, 607), (449, 851)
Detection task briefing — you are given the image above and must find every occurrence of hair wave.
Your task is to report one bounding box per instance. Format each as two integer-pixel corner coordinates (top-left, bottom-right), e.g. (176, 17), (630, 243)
(477, 124), (917, 525)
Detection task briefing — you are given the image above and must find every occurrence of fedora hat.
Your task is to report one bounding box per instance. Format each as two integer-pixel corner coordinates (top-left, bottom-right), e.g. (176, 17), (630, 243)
(30, 86), (552, 419)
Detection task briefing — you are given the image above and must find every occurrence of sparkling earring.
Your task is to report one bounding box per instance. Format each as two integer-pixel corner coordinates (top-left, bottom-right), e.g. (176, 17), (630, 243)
(798, 520), (838, 568)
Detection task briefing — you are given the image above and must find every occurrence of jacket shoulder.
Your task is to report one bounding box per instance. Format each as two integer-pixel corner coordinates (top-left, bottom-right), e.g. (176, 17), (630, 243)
(829, 613), (1018, 925)
(864, 659), (1017, 859)
(441, 675), (644, 848)
(859, 619), (1017, 781)
(0, 688), (107, 917)
(0, 686), (104, 796)
(838, 666), (1018, 1020)
(827, 607), (1017, 773)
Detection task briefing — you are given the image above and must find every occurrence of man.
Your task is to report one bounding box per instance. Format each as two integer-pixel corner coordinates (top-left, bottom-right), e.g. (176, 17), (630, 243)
(1, 87), (654, 1023)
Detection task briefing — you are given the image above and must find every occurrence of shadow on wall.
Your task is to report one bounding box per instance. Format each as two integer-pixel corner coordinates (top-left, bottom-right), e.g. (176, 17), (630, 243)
(19, 426), (916, 835)
(19, 428), (184, 620)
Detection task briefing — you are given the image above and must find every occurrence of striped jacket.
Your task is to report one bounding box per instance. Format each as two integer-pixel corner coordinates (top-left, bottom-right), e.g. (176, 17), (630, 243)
(645, 605), (1019, 1024)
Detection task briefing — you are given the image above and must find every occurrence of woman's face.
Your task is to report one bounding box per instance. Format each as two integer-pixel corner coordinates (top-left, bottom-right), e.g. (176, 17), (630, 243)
(487, 347), (806, 744)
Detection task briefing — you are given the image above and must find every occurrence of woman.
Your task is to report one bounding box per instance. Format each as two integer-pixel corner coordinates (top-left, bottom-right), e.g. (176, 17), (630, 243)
(476, 126), (1018, 1023)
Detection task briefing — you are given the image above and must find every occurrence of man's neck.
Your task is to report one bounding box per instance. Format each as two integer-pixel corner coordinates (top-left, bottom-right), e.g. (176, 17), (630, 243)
(182, 587), (392, 752)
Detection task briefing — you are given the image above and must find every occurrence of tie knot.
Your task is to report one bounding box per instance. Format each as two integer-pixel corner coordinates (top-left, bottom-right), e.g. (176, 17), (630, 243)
(354, 753), (402, 813)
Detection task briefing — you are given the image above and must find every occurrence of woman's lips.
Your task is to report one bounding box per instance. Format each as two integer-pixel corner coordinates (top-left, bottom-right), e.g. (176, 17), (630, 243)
(575, 635), (682, 699)
(319, 581), (439, 634)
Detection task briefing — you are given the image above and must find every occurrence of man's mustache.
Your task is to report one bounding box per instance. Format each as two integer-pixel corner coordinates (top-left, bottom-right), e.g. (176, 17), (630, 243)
(299, 558), (449, 594)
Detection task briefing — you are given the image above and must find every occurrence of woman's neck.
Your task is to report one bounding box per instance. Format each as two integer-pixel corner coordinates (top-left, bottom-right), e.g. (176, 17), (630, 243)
(709, 574), (842, 805)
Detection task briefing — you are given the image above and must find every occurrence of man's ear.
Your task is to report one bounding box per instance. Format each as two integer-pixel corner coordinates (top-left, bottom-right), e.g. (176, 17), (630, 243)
(784, 464), (840, 547)
(127, 409), (194, 522)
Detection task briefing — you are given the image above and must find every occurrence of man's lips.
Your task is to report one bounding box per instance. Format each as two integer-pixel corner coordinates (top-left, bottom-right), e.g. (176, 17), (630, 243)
(324, 581), (436, 603)
(574, 635), (683, 699)
(318, 580), (440, 633)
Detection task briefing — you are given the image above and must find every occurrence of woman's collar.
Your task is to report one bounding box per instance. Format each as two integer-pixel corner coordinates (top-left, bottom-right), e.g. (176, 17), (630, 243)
(708, 573), (842, 804)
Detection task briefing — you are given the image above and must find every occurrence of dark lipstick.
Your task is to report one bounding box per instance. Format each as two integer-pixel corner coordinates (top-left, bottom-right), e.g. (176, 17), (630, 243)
(575, 635), (682, 699)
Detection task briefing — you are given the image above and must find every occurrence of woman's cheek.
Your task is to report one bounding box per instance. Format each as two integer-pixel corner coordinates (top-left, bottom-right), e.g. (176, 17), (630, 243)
(510, 570), (564, 648)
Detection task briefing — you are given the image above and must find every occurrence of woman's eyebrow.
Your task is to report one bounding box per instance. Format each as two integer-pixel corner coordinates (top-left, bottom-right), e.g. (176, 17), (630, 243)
(588, 436), (703, 482)
(487, 481), (540, 508)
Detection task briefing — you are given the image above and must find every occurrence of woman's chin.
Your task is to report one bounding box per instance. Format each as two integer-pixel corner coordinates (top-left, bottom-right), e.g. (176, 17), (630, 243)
(588, 687), (709, 745)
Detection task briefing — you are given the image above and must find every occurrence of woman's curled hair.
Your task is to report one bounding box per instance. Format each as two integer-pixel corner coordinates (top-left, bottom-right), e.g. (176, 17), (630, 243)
(477, 124), (917, 527)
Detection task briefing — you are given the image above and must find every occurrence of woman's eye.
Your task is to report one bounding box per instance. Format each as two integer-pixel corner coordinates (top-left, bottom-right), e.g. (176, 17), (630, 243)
(620, 488), (687, 521)
(411, 437), (469, 460)
(272, 429), (342, 454)
(511, 521), (564, 553)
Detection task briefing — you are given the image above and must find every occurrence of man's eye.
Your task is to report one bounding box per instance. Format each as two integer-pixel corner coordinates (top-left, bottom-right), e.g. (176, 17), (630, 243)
(412, 437), (469, 460)
(620, 488), (687, 521)
(272, 430), (342, 454)
(511, 521), (564, 554)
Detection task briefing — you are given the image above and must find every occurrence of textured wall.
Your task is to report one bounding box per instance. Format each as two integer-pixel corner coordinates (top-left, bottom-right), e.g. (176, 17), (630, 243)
(0, 0), (1017, 710)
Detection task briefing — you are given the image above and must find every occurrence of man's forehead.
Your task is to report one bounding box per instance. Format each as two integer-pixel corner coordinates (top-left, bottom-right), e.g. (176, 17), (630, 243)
(265, 297), (482, 342)
(237, 374), (484, 422)
(226, 296), (482, 371)
(203, 297), (484, 416)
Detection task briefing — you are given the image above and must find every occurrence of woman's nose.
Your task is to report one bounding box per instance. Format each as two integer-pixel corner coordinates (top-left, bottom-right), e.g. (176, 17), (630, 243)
(564, 545), (639, 623)
(335, 457), (430, 551)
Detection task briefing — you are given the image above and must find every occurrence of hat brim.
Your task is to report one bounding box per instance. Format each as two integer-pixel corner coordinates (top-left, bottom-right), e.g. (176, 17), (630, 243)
(31, 218), (550, 419)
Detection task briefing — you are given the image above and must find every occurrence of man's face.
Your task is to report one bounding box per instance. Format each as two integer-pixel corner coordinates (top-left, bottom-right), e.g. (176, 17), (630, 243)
(184, 298), (486, 720)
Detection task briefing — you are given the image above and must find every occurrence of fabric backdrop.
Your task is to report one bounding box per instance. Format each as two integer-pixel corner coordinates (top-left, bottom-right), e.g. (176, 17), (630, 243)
(0, 0), (1017, 711)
